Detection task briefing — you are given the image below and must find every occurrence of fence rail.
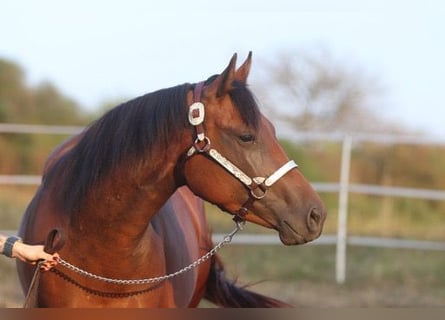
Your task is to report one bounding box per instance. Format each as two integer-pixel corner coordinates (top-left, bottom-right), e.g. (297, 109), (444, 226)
(2, 123), (445, 284)
(213, 234), (445, 251)
(0, 175), (41, 185)
(0, 123), (83, 135)
(3, 176), (445, 201)
(2, 230), (445, 252)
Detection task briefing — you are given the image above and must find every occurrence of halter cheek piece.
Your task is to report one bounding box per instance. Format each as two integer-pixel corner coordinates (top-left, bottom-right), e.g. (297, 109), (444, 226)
(185, 82), (298, 222)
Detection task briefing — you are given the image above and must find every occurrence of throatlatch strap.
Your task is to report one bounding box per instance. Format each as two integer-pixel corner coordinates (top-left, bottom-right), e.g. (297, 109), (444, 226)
(190, 82), (206, 141)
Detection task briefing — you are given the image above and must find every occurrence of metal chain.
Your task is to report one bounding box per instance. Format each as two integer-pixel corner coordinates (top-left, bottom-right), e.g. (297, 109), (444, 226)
(56, 220), (245, 285)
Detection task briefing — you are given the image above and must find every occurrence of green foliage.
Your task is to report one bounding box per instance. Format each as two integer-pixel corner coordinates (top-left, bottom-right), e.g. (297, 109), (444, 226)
(0, 59), (88, 125)
(353, 143), (445, 189)
(281, 139), (341, 182)
(0, 58), (90, 174)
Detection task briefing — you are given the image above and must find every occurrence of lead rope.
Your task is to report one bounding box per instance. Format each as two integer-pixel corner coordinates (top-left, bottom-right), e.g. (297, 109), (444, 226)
(54, 220), (245, 285)
(24, 228), (65, 307)
(23, 261), (44, 307)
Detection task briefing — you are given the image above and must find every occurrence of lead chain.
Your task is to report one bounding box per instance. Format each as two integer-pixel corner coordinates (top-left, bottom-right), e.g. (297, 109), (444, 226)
(56, 220), (245, 285)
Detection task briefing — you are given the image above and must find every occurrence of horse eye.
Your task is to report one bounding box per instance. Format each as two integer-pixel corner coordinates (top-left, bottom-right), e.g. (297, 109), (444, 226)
(239, 134), (255, 143)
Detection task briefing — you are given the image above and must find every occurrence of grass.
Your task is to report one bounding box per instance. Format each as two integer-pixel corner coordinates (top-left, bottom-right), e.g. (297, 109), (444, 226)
(0, 185), (37, 230)
(209, 244), (445, 307)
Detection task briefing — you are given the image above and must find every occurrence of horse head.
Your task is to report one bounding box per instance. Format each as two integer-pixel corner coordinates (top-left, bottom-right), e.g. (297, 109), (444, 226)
(181, 53), (327, 245)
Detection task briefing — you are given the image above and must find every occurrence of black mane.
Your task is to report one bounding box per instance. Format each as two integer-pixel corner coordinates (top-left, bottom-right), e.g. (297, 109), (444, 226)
(46, 78), (260, 212)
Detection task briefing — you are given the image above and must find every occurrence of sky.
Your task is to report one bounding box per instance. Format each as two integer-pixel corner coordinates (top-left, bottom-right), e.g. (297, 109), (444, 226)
(1, 0), (444, 138)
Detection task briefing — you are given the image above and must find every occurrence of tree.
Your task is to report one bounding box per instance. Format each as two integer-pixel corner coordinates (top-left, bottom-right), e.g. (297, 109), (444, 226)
(253, 48), (397, 134)
(0, 59), (31, 123)
(0, 58), (89, 173)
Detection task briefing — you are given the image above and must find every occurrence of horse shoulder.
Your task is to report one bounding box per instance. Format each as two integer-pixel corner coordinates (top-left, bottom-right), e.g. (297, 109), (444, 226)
(151, 187), (212, 306)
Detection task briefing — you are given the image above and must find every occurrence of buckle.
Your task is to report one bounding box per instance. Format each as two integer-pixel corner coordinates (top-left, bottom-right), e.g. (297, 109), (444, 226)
(188, 102), (205, 126)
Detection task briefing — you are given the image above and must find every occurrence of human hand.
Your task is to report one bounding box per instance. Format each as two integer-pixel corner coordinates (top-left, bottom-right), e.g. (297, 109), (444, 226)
(13, 242), (59, 271)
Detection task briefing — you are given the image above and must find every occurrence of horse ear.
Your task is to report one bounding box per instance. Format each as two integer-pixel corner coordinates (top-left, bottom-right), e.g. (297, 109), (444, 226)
(208, 53), (237, 98)
(235, 51), (252, 84)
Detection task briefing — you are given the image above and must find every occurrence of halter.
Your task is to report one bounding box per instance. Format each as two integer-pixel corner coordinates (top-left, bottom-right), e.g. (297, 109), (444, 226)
(185, 82), (298, 222)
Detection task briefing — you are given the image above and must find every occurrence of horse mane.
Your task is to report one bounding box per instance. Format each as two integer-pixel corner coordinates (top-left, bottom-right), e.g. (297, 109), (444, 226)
(45, 78), (260, 213)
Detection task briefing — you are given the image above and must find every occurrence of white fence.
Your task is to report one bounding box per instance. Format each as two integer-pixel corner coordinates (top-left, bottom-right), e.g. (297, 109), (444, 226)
(2, 123), (445, 284)
(284, 131), (445, 284)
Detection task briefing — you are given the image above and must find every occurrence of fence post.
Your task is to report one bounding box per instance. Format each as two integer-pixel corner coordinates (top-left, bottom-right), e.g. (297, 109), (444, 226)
(336, 135), (352, 284)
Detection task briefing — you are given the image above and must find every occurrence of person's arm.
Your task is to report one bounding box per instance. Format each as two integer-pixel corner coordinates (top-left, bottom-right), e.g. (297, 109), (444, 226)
(1, 234), (59, 271)
(0, 234), (15, 257)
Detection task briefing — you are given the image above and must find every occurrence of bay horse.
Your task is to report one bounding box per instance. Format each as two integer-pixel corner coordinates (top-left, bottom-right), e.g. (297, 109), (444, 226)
(17, 53), (326, 307)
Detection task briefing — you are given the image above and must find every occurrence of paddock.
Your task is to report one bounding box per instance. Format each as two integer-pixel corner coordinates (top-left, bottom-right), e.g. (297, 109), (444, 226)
(1, 124), (444, 307)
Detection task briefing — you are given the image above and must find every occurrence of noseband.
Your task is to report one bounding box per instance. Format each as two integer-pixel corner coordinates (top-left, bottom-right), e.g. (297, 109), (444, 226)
(185, 82), (298, 222)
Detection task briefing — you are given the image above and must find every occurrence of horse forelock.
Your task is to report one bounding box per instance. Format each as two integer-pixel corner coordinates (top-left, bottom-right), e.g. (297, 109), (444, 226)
(229, 80), (260, 129)
(204, 75), (260, 129)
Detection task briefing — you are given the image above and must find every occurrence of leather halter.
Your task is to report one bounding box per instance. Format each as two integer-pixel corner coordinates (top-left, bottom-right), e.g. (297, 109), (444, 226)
(185, 82), (298, 222)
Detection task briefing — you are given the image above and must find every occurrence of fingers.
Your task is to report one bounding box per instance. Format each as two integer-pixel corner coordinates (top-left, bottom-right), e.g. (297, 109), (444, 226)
(40, 264), (50, 271)
(43, 252), (56, 261)
(39, 253), (60, 271)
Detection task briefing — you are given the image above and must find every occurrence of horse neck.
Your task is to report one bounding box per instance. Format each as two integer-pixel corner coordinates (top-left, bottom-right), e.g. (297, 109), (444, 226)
(69, 140), (188, 246)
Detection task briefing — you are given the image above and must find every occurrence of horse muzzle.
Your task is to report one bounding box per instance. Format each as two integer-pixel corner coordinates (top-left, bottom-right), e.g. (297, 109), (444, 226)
(277, 206), (326, 246)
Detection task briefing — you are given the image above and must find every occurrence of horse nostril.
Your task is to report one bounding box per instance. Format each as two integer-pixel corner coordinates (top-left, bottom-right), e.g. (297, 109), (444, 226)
(307, 208), (322, 233)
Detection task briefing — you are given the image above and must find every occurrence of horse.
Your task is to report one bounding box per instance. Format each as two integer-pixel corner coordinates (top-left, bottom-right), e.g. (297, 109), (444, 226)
(17, 53), (326, 307)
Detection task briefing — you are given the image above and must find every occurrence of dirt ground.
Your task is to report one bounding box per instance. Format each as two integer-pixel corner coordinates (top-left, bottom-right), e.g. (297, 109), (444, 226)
(247, 281), (445, 307)
(2, 275), (444, 308)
